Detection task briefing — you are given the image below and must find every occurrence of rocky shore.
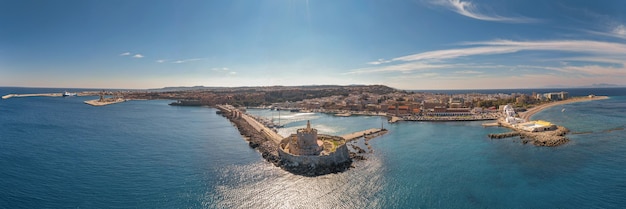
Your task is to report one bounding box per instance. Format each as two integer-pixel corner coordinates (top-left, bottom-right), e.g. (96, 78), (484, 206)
(489, 124), (570, 147)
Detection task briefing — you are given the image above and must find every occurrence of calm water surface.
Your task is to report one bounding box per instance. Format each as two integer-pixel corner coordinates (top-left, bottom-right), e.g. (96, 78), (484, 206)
(1, 87), (625, 208)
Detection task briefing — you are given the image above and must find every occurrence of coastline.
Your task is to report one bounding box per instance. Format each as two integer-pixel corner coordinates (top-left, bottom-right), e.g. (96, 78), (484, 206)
(519, 96), (609, 121)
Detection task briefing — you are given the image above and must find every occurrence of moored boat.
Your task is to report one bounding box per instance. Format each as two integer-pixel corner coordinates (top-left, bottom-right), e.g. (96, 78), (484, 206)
(62, 91), (77, 97)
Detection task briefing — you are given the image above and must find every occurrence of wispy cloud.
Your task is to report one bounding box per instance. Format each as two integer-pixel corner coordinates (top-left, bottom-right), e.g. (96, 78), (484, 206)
(357, 39), (626, 78)
(613, 24), (626, 36)
(119, 52), (131, 56)
(154, 58), (205, 64)
(391, 40), (626, 63)
(212, 67), (230, 71)
(133, 54), (144, 58)
(347, 62), (453, 74)
(454, 70), (483, 74)
(171, 58), (204, 64)
(367, 58), (391, 65)
(431, 0), (538, 23)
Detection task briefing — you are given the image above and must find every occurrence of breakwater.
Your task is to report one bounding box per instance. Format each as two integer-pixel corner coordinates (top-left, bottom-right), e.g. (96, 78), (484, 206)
(488, 132), (520, 139)
(342, 128), (387, 142)
(216, 105), (389, 176)
(2, 93), (62, 99)
(216, 105), (282, 167)
(487, 119), (571, 147)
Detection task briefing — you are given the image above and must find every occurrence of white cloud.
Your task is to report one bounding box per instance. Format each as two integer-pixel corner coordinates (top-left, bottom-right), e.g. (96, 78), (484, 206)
(229, 71), (237, 75)
(133, 54), (144, 58)
(431, 0), (537, 23)
(156, 59), (166, 63)
(120, 52), (131, 56)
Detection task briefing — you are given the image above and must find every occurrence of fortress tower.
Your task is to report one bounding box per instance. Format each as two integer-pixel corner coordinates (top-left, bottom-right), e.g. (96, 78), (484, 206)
(278, 120), (352, 176)
(287, 120), (322, 155)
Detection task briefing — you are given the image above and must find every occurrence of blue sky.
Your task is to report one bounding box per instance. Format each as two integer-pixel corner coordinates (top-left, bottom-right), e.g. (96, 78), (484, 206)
(1, 0), (626, 89)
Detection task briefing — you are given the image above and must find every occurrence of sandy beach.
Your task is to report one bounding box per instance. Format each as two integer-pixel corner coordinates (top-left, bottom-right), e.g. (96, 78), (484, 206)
(519, 96), (609, 121)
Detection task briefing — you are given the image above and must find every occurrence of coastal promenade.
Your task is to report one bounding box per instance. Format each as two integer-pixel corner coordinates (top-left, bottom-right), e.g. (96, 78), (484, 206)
(519, 96), (609, 121)
(240, 112), (284, 144)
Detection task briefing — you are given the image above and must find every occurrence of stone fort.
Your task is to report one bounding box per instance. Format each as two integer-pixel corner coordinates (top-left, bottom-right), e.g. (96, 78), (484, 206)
(278, 121), (351, 175)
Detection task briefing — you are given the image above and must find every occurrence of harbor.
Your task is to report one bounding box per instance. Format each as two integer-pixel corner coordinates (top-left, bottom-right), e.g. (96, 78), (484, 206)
(215, 104), (388, 176)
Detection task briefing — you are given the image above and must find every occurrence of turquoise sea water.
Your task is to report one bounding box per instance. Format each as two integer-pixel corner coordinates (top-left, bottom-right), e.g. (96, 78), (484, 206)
(1, 87), (625, 208)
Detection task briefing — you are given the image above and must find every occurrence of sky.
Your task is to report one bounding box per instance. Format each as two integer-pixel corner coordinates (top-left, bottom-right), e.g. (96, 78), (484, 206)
(1, 0), (626, 90)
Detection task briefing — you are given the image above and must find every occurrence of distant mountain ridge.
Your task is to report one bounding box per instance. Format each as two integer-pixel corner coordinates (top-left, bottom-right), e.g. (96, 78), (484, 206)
(542, 83), (625, 88)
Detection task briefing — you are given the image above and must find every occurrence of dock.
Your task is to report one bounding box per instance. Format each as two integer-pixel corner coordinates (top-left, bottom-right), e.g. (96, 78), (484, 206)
(388, 116), (401, 123)
(342, 128), (387, 142)
(482, 122), (500, 127)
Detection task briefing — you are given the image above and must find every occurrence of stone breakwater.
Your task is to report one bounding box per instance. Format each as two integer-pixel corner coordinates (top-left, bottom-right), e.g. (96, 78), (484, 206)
(216, 109), (282, 167)
(488, 121), (570, 147)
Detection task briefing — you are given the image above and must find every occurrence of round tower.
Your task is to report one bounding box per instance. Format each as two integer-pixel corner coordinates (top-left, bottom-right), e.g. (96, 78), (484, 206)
(290, 120), (322, 155)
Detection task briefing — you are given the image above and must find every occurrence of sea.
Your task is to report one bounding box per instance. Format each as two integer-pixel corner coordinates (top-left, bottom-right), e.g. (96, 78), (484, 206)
(1, 87), (625, 208)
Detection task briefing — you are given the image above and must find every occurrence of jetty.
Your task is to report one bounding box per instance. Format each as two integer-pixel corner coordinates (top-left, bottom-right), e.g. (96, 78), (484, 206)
(216, 105), (283, 144)
(2, 93), (62, 99)
(84, 98), (127, 106)
(342, 128), (387, 142)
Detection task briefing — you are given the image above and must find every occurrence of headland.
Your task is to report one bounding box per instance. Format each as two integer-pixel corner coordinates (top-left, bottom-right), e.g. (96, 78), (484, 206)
(486, 95), (609, 146)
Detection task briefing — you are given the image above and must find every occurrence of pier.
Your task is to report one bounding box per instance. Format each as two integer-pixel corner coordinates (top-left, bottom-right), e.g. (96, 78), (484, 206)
(342, 128), (387, 142)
